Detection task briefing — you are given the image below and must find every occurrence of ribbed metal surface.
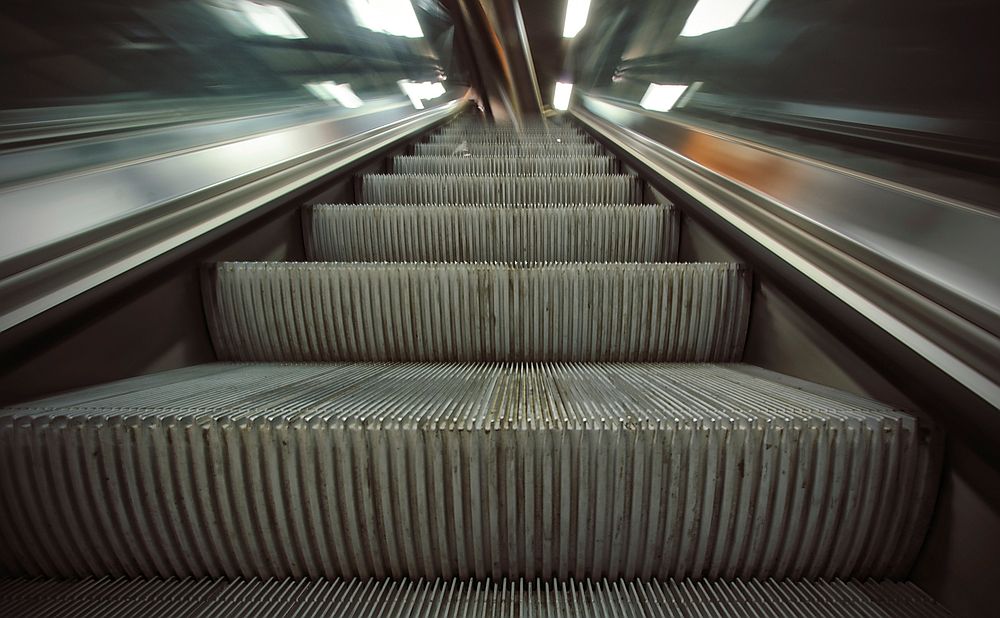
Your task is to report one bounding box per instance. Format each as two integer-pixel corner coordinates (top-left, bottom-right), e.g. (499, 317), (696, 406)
(203, 262), (748, 362)
(305, 204), (677, 263)
(428, 134), (591, 145)
(430, 133), (587, 143)
(0, 575), (951, 617)
(0, 363), (938, 580)
(393, 155), (616, 175)
(362, 174), (641, 204)
(436, 122), (583, 133)
(414, 143), (602, 156)
(435, 122), (586, 135)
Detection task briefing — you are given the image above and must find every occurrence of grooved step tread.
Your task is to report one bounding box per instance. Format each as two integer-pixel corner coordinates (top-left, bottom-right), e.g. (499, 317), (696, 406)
(203, 262), (749, 362)
(362, 174), (641, 204)
(393, 155), (617, 175)
(414, 143), (602, 156)
(305, 203), (677, 263)
(0, 576), (951, 617)
(0, 363), (939, 581)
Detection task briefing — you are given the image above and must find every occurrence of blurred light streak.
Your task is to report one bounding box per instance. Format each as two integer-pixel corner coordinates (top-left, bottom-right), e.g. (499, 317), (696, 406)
(348, 0), (424, 38)
(553, 81), (573, 111)
(680, 0), (758, 37)
(562, 0), (591, 38)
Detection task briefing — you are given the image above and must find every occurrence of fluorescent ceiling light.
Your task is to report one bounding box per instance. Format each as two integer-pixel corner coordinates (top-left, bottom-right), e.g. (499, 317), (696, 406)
(553, 81), (573, 111)
(562, 0), (591, 38)
(348, 0), (424, 38)
(398, 80), (446, 109)
(242, 2), (306, 39)
(680, 0), (757, 37)
(639, 83), (689, 112)
(305, 82), (364, 108)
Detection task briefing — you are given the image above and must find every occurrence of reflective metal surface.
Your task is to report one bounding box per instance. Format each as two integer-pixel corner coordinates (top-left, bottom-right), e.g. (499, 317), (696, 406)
(0, 96), (467, 333)
(544, 0), (1000, 169)
(574, 95), (1000, 412)
(0, 0), (473, 333)
(0, 1), (465, 131)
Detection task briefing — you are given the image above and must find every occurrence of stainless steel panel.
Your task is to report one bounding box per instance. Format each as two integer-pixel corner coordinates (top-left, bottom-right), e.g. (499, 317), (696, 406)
(306, 203), (676, 263)
(0, 96), (468, 334)
(0, 575), (952, 617)
(0, 362), (939, 581)
(361, 174), (641, 204)
(574, 95), (1000, 410)
(203, 262), (748, 362)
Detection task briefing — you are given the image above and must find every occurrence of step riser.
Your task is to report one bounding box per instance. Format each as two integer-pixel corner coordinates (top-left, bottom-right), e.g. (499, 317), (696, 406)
(306, 204), (677, 263)
(414, 144), (602, 156)
(427, 136), (592, 145)
(393, 156), (617, 175)
(0, 576), (951, 617)
(204, 263), (749, 362)
(362, 175), (641, 204)
(0, 364), (937, 582)
(431, 133), (586, 142)
(436, 125), (584, 134)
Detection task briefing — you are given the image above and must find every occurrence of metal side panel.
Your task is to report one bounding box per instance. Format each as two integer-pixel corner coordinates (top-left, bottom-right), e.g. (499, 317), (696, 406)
(202, 262), (748, 362)
(0, 363), (939, 581)
(392, 155), (617, 175)
(361, 174), (641, 204)
(0, 576), (952, 617)
(414, 143), (602, 156)
(305, 204), (677, 263)
(573, 96), (1000, 414)
(0, 96), (469, 335)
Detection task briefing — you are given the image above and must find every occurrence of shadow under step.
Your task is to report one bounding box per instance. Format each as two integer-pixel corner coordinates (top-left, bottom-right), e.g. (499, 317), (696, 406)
(0, 362), (939, 581)
(203, 262), (749, 362)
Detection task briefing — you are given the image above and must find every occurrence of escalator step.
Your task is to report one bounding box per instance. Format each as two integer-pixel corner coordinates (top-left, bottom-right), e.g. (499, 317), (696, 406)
(0, 575), (951, 617)
(429, 134), (588, 144)
(392, 155), (617, 175)
(362, 174), (640, 204)
(0, 363), (938, 581)
(434, 122), (586, 135)
(427, 134), (591, 145)
(305, 203), (677, 263)
(414, 143), (601, 156)
(438, 120), (582, 132)
(203, 262), (748, 362)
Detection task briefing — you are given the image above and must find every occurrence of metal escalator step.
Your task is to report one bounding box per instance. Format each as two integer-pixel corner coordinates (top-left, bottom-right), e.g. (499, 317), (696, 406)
(433, 127), (585, 138)
(393, 155), (616, 175)
(429, 133), (588, 144)
(203, 262), (748, 362)
(428, 134), (591, 145)
(0, 363), (939, 581)
(0, 576), (951, 617)
(414, 143), (601, 156)
(436, 122), (583, 132)
(362, 174), (640, 204)
(305, 203), (677, 263)
(433, 123), (584, 133)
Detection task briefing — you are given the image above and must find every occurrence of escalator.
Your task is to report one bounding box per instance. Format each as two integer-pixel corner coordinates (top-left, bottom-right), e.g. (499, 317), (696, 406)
(0, 117), (951, 615)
